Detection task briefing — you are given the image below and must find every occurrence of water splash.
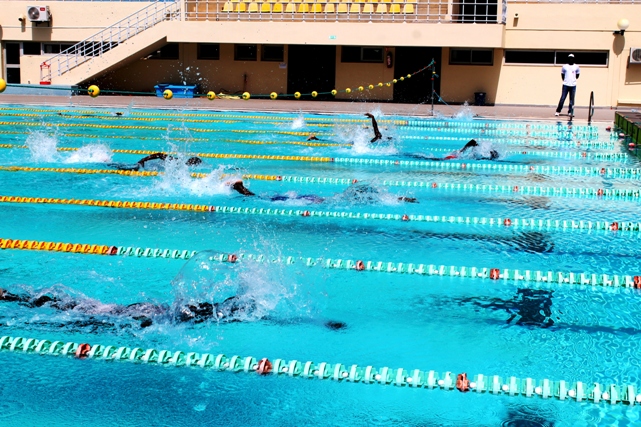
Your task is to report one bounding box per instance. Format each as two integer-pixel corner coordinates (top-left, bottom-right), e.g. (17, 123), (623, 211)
(63, 144), (113, 163)
(454, 101), (475, 120)
(153, 162), (242, 197)
(328, 181), (406, 206)
(25, 131), (58, 162)
(290, 113), (307, 130)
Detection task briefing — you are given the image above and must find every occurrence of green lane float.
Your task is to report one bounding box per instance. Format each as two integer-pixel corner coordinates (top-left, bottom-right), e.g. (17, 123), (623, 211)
(2, 334), (639, 405)
(2, 237), (640, 289)
(3, 194), (641, 236)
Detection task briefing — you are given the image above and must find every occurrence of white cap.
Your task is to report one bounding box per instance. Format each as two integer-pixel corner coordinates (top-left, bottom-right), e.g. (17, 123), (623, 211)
(568, 54), (575, 57)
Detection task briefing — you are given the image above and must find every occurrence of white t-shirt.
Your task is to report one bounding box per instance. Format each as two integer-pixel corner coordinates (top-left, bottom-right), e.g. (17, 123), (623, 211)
(562, 64), (580, 87)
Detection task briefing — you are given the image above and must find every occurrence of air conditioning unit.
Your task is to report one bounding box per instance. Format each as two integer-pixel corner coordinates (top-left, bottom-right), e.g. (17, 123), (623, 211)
(630, 48), (641, 64)
(26, 5), (51, 22)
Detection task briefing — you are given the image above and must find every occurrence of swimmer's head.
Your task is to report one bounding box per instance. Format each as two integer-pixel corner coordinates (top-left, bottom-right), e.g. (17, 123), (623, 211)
(489, 150), (499, 160)
(325, 321), (347, 330)
(186, 157), (202, 166)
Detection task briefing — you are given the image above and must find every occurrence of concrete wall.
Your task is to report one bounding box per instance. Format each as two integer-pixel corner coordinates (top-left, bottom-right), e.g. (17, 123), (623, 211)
(335, 47), (395, 101)
(87, 43), (288, 95)
(3, 1), (641, 105)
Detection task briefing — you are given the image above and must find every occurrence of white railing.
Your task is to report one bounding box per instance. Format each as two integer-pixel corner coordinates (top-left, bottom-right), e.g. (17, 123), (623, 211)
(184, 0), (506, 23)
(41, 1), (181, 83)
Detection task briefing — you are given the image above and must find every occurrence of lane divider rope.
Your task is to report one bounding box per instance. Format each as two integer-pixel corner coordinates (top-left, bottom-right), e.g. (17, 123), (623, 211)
(0, 106), (601, 131)
(0, 335), (636, 405)
(1, 237), (640, 288)
(2, 195), (640, 236)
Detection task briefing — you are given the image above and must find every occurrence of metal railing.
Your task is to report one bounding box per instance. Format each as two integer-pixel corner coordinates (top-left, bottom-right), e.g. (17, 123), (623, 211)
(510, 0), (640, 3)
(184, 0), (505, 23)
(41, 1), (181, 83)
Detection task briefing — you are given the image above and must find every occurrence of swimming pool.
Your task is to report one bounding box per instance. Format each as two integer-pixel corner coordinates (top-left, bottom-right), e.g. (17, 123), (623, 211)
(0, 102), (640, 426)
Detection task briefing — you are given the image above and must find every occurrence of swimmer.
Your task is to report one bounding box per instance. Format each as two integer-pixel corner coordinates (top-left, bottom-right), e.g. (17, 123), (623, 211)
(307, 134), (320, 141)
(405, 139), (499, 161)
(0, 287), (346, 331)
(230, 180), (417, 204)
(107, 152), (202, 171)
(440, 139), (499, 160)
(365, 113), (383, 143)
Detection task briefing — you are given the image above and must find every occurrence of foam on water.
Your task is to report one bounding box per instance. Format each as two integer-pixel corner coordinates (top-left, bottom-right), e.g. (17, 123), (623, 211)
(25, 130), (113, 163)
(63, 144), (113, 163)
(25, 131), (58, 162)
(153, 162), (242, 197)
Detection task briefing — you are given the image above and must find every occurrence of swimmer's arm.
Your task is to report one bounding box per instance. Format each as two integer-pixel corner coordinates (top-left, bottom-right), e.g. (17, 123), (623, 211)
(138, 152), (168, 167)
(232, 181), (255, 196)
(459, 139), (478, 153)
(365, 113), (382, 140)
(398, 197), (418, 203)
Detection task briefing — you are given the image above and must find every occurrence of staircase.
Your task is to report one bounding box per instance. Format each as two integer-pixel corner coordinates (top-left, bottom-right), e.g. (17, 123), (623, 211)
(40, 1), (181, 85)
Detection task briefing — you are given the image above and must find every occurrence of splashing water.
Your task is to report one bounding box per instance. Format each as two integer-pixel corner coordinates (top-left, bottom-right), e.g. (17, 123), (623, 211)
(335, 112), (399, 156)
(454, 101), (475, 120)
(290, 113), (307, 130)
(63, 144), (113, 163)
(154, 162), (242, 197)
(26, 131), (58, 162)
(329, 181), (405, 206)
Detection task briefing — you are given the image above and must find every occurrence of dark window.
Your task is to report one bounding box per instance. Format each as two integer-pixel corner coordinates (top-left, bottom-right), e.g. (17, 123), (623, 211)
(6, 68), (20, 84)
(341, 46), (361, 63)
(450, 48), (493, 65)
(44, 44), (61, 54)
(556, 51), (608, 66)
(342, 46), (384, 63)
(149, 44), (180, 60)
(457, 0), (497, 23)
(505, 50), (555, 64)
(198, 43), (220, 60)
(6, 43), (20, 65)
(262, 45), (284, 62)
(362, 47), (383, 63)
(505, 50), (608, 66)
(235, 44), (257, 61)
(23, 42), (41, 55)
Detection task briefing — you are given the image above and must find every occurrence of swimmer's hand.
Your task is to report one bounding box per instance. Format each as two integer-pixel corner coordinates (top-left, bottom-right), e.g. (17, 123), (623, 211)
(398, 197), (418, 203)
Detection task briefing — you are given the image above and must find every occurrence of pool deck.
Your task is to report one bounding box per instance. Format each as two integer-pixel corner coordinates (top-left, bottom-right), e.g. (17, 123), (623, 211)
(0, 94), (623, 123)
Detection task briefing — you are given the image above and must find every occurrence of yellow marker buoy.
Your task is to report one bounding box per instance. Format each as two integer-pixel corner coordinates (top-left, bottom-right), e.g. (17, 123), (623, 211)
(399, 77), (404, 81)
(0, 79), (6, 93)
(311, 91), (318, 98)
(368, 84), (374, 90)
(294, 92), (301, 99)
(406, 74), (412, 78)
(358, 86), (364, 92)
(270, 92), (278, 100)
(331, 90), (337, 96)
(345, 88), (351, 94)
(88, 85), (100, 98)
(207, 91), (216, 100)
(393, 79), (398, 84)
(242, 92), (250, 100)
(163, 89), (173, 100)
(377, 83), (383, 87)
(386, 83), (391, 87)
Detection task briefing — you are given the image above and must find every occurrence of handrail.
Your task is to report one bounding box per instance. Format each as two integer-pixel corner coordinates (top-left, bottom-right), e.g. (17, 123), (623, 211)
(40, 1), (181, 83)
(588, 91), (595, 124)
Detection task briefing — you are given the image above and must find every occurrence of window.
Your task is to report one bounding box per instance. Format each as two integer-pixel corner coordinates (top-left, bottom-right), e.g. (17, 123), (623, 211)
(6, 43), (20, 65)
(44, 43), (74, 54)
(23, 42), (41, 55)
(198, 43), (219, 60)
(505, 50), (608, 66)
(235, 44), (257, 61)
(456, 0), (498, 23)
(341, 46), (384, 63)
(261, 45), (284, 62)
(6, 68), (20, 84)
(505, 50), (554, 65)
(449, 48), (493, 65)
(149, 44), (180, 60)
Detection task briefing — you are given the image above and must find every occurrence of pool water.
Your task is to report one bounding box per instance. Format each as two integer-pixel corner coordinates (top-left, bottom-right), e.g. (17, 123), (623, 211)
(1, 103), (640, 426)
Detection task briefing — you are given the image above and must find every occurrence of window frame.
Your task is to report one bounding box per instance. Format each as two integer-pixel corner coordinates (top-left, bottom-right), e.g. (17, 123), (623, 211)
(341, 46), (384, 64)
(234, 44), (257, 61)
(197, 43), (220, 60)
(261, 45), (284, 62)
(449, 48), (494, 66)
(504, 49), (609, 67)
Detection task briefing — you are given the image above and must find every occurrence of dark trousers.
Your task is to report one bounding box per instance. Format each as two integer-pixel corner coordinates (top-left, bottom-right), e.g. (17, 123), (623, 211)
(556, 85), (576, 114)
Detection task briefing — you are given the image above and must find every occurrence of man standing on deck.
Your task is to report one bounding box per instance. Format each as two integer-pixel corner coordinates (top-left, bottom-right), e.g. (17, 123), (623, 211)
(555, 54), (580, 118)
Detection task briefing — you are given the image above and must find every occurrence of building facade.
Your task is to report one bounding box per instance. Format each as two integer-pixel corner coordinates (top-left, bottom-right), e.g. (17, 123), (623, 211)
(1, 0), (640, 107)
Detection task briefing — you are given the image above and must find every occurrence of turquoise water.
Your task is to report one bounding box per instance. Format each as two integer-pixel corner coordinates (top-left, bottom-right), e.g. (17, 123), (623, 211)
(1, 103), (640, 426)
